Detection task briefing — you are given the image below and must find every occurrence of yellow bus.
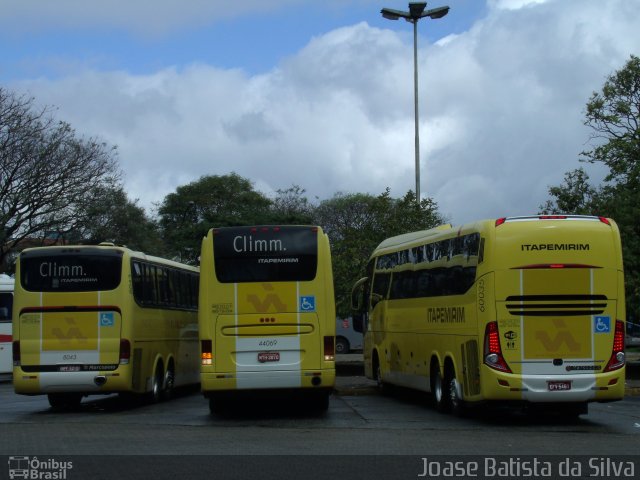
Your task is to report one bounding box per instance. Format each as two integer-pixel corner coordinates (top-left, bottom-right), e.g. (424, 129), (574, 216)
(12, 244), (199, 408)
(199, 225), (336, 413)
(351, 215), (626, 416)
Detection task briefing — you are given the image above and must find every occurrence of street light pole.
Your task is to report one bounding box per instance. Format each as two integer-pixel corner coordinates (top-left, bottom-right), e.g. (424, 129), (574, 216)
(381, 2), (449, 204)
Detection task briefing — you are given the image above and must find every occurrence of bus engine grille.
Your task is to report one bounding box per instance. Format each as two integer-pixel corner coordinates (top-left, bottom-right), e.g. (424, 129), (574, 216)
(505, 294), (608, 316)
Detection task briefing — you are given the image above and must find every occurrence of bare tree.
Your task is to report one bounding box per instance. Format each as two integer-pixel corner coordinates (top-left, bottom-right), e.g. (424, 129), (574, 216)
(0, 87), (120, 271)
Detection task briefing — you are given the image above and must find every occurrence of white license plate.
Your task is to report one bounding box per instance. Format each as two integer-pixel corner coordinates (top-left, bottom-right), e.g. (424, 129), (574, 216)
(547, 380), (571, 391)
(59, 365), (81, 372)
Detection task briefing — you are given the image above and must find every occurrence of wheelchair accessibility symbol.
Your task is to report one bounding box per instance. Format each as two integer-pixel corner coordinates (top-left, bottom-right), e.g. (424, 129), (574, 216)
(594, 316), (610, 334)
(100, 312), (115, 327)
(300, 296), (316, 312)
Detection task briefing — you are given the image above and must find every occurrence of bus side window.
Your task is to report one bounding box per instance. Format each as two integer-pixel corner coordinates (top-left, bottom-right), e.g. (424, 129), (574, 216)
(371, 273), (390, 307)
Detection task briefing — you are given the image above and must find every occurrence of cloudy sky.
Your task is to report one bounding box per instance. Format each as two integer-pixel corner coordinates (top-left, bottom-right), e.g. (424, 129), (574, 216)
(1, 0), (638, 225)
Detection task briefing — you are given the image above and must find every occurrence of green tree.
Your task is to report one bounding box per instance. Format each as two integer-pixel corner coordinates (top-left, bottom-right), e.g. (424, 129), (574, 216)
(315, 189), (444, 317)
(67, 186), (163, 254)
(582, 55), (640, 186)
(539, 168), (600, 215)
(0, 88), (119, 272)
(270, 185), (314, 224)
(157, 173), (273, 263)
(541, 55), (640, 320)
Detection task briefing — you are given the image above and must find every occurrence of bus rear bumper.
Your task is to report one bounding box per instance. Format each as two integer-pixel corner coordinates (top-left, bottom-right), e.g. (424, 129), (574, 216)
(13, 369), (129, 394)
(481, 369), (625, 403)
(201, 368), (335, 394)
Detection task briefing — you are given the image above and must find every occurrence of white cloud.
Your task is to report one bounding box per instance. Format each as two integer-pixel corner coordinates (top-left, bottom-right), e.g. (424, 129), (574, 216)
(8, 0), (640, 225)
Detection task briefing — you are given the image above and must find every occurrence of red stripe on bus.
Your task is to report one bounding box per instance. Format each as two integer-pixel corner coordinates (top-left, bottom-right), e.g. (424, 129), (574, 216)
(0, 334), (12, 342)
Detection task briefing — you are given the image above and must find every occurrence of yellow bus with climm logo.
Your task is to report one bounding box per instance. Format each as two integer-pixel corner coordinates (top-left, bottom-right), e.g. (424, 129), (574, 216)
(12, 244), (199, 408)
(351, 215), (626, 416)
(199, 225), (336, 413)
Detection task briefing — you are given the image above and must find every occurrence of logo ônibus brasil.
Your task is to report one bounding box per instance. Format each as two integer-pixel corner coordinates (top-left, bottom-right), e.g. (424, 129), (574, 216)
(8, 456), (73, 479)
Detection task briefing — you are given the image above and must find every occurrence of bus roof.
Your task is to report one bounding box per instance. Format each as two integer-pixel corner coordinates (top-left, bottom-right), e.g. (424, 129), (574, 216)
(371, 215), (615, 258)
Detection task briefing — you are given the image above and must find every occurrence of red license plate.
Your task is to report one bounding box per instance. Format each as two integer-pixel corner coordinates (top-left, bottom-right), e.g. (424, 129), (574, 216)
(547, 380), (571, 391)
(257, 352), (280, 363)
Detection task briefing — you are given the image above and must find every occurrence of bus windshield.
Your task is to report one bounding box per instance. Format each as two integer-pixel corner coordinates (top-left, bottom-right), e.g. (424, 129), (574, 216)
(212, 226), (318, 283)
(20, 248), (123, 292)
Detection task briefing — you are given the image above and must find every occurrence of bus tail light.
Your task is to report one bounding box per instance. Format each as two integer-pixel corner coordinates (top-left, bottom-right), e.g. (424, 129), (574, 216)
(483, 322), (511, 373)
(604, 320), (625, 372)
(324, 336), (335, 361)
(12, 340), (20, 366)
(201, 339), (213, 365)
(119, 339), (131, 365)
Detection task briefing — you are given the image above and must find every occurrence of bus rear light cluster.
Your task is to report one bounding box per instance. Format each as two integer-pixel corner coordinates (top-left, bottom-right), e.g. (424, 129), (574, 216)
(483, 322), (512, 373)
(201, 339), (213, 366)
(604, 320), (625, 372)
(324, 336), (335, 361)
(119, 339), (131, 365)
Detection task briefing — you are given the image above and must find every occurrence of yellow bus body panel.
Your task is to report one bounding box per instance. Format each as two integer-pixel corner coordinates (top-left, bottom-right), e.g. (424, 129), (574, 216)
(199, 226), (336, 395)
(12, 245), (199, 398)
(358, 216), (625, 408)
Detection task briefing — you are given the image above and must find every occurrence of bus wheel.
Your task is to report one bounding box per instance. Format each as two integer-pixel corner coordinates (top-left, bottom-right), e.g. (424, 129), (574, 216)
(336, 337), (349, 355)
(311, 392), (330, 413)
(209, 395), (230, 415)
(162, 365), (175, 401)
(150, 365), (164, 403)
(374, 359), (391, 395)
(47, 393), (82, 410)
(447, 370), (465, 416)
(432, 365), (450, 413)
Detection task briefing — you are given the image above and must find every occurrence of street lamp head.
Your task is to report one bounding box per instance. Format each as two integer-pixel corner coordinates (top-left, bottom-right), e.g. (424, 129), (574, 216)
(408, 2), (427, 18)
(381, 8), (403, 20)
(425, 6), (450, 19)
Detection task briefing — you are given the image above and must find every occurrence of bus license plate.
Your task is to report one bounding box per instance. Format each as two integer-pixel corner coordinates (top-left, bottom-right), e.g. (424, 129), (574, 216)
(59, 365), (81, 372)
(258, 352), (280, 363)
(547, 380), (571, 391)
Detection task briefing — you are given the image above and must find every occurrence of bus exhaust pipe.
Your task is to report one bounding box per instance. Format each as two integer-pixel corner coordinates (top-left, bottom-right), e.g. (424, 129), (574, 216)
(94, 376), (107, 387)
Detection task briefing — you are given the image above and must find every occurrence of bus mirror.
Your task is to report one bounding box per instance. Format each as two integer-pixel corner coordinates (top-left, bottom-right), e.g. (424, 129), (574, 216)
(351, 277), (368, 311)
(370, 293), (382, 307)
(351, 290), (361, 311)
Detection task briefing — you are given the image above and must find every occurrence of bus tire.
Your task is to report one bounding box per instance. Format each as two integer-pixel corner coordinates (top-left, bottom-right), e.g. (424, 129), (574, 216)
(47, 393), (82, 410)
(150, 364), (164, 403)
(373, 353), (391, 395)
(209, 395), (230, 415)
(447, 368), (465, 416)
(336, 337), (349, 355)
(162, 362), (175, 401)
(432, 366), (450, 413)
(310, 392), (330, 413)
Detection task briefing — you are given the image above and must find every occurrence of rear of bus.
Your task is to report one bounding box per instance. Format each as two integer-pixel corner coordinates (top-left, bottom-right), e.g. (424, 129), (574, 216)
(199, 225), (336, 412)
(13, 246), (130, 407)
(481, 215), (625, 412)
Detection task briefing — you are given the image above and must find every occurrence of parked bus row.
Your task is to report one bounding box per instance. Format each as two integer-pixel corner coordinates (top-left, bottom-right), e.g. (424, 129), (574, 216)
(10, 225), (336, 413)
(7, 215), (627, 416)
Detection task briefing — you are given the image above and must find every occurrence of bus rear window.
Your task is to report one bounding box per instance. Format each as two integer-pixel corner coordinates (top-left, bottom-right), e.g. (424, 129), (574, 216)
(213, 226), (318, 283)
(20, 249), (123, 292)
